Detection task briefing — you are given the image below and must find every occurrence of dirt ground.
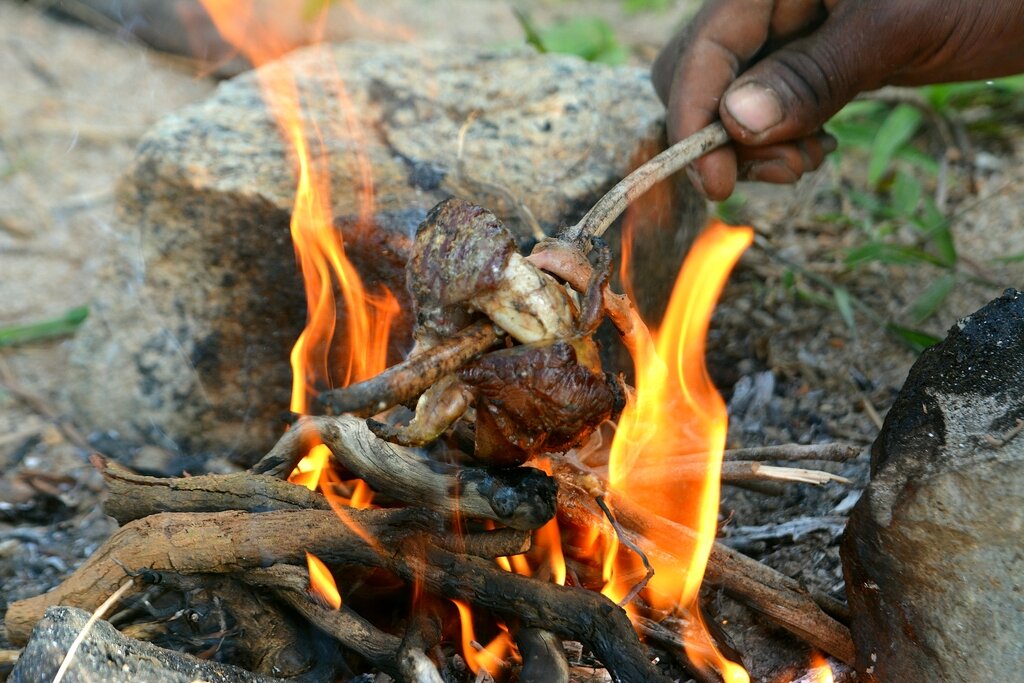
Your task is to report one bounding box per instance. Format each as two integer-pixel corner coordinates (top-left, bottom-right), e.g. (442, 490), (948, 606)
(1, 1), (1022, 681)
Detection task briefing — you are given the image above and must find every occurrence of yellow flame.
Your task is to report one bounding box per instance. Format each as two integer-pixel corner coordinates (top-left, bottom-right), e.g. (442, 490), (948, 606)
(451, 599), (513, 677)
(808, 651), (835, 683)
(608, 220), (752, 681)
(306, 551), (342, 609)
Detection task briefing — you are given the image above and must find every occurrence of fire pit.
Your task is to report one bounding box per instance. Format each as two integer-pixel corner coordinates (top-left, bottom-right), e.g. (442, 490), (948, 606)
(5, 4), (1022, 683)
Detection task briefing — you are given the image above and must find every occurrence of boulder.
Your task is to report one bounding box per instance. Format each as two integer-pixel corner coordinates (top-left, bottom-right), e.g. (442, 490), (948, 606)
(841, 289), (1024, 681)
(10, 606), (281, 683)
(68, 42), (704, 462)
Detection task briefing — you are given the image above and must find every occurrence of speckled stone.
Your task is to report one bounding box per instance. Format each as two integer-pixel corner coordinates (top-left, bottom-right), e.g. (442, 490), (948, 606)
(68, 42), (704, 462)
(11, 606), (282, 683)
(841, 288), (1024, 682)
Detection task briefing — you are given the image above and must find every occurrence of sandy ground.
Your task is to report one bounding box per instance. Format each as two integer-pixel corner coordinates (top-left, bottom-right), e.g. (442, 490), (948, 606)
(1, 0), (1022, 680)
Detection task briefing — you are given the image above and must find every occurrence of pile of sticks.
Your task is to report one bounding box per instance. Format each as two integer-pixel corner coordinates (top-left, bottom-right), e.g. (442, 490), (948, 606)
(5, 413), (856, 682)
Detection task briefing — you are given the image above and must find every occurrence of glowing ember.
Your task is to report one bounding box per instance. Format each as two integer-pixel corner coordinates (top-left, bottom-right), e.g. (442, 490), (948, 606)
(608, 219), (753, 682)
(451, 599), (513, 677)
(306, 551), (342, 609)
(808, 651), (835, 683)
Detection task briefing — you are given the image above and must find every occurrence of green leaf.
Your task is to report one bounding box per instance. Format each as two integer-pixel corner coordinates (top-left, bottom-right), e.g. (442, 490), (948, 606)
(0, 305), (89, 348)
(909, 274), (956, 323)
(887, 323), (942, 353)
(622, 0), (672, 12)
(833, 287), (856, 331)
(715, 193), (747, 225)
(781, 269), (795, 290)
(513, 9), (545, 51)
(846, 242), (945, 267)
(889, 170), (922, 217)
(535, 17), (626, 64)
(995, 251), (1024, 263)
(868, 105), (923, 186)
(928, 224), (958, 267)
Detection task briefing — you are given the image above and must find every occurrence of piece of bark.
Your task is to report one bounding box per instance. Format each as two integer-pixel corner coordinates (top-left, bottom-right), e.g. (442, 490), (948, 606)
(554, 463), (855, 665)
(253, 415), (558, 531)
(94, 454), (329, 523)
(396, 595), (445, 683)
(4, 508), (526, 645)
(9, 606), (282, 683)
(515, 627), (569, 683)
(316, 321), (501, 416)
(243, 565), (402, 676)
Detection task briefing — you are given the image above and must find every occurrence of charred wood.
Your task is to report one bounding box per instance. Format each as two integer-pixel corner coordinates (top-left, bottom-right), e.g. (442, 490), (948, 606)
(316, 322), (501, 417)
(5, 508), (441, 644)
(253, 415), (557, 531)
(390, 541), (668, 683)
(94, 454), (329, 523)
(554, 464), (855, 665)
(243, 565), (403, 677)
(514, 627), (569, 683)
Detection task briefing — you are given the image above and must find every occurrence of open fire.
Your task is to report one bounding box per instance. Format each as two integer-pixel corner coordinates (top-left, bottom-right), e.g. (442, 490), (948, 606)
(1, 3), (855, 683)
(199, 1), (768, 680)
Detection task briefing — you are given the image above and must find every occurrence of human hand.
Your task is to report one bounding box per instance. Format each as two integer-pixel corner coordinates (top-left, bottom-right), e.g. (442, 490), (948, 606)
(653, 0), (1024, 200)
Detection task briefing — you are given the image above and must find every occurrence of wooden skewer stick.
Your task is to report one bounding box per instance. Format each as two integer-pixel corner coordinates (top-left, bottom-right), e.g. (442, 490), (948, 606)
(558, 122), (730, 246)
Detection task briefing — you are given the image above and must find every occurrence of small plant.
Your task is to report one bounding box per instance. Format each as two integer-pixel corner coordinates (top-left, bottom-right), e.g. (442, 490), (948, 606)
(800, 75), (1024, 349)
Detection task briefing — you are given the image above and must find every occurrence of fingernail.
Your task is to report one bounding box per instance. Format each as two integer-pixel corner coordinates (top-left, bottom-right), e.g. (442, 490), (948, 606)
(739, 160), (799, 184)
(725, 83), (783, 135)
(821, 132), (838, 154)
(685, 165), (707, 197)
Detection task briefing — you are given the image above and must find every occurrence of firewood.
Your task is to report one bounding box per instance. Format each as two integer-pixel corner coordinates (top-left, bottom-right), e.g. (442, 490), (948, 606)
(253, 415), (558, 531)
(316, 321), (502, 416)
(514, 627), (570, 683)
(120, 571), (334, 680)
(723, 442), (862, 462)
(243, 565), (403, 676)
(93, 454), (329, 523)
(554, 463), (856, 665)
(628, 460), (852, 487)
(396, 596), (445, 683)
(3, 508), (524, 645)
(390, 540), (669, 683)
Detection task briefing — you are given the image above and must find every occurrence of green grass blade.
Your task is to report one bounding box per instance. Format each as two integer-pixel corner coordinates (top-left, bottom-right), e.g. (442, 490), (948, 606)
(0, 306), (89, 348)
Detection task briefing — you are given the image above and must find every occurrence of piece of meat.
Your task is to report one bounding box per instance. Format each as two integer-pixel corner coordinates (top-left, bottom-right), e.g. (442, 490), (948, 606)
(459, 338), (621, 466)
(407, 198), (576, 347)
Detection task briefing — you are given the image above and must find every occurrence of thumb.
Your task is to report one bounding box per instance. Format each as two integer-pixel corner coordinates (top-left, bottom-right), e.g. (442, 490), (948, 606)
(720, 7), (891, 146)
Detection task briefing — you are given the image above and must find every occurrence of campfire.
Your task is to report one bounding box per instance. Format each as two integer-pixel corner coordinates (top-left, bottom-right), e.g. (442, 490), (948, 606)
(4, 4), (870, 683)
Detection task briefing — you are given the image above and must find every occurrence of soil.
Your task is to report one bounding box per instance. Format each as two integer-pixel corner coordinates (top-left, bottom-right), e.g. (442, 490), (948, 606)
(1, 1), (1021, 681)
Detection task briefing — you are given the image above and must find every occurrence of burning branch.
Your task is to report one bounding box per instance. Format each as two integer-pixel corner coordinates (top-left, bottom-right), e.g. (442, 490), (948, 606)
(253, 415), (558, 531)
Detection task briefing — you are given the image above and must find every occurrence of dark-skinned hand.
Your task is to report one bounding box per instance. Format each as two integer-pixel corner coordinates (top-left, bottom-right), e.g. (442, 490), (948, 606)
(653, 0), (1024, 200)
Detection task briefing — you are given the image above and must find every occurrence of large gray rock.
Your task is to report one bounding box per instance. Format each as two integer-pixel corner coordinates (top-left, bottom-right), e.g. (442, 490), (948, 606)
(841, 289), (1024, 681)
(68, 42), (703, 462)
(11, 606), (281, 683)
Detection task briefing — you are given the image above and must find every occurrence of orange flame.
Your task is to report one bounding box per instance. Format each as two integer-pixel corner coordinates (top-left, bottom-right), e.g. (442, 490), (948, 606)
(306, 551), (342, 609)
(451, 599), (513, 677)
(199, 0), (394, 572)
(196, 0), (397, 415)
(608, 220), (752, 682)
(807, 652), (835, 683)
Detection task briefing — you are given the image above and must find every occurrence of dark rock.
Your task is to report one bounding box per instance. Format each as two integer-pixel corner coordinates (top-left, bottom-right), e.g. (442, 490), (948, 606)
(67, 42), (704, 462)
(841, 289), (1024, 681)
(10, 606), (282, 683)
